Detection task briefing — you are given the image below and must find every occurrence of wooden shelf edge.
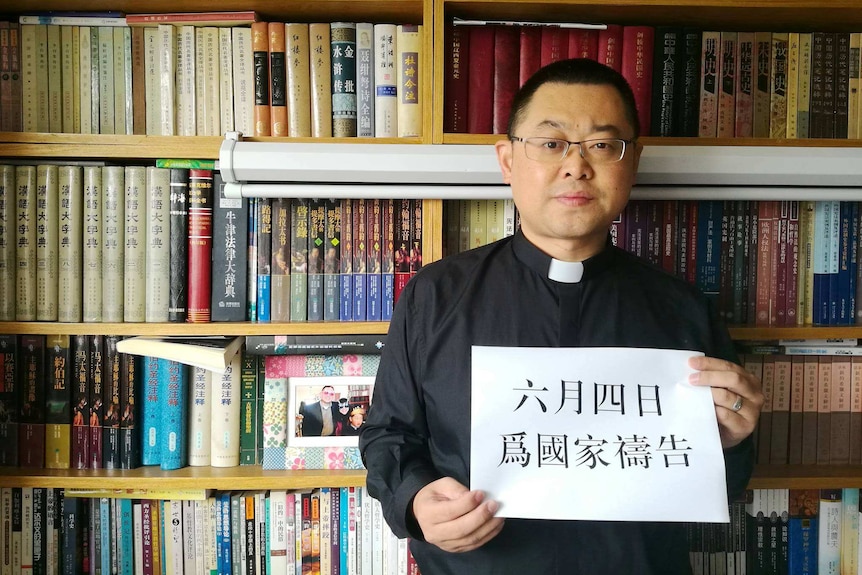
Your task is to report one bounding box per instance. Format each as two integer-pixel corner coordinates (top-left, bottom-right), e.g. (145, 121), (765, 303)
(749, 465), (862, 489)
(0, 467), (367, 490)
(441, 133), (862, 147)
(0, 321), (390, 336)
(728, 326), (862, 339)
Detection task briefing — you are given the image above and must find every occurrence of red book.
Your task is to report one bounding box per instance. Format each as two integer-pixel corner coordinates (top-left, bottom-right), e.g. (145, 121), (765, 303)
(597, 24), (623, 72)
(540, 26), (567, 67)
(493, 26), (519, 135)
(621, 26), (654, 137)
(88, 335), (104, 470)
(685, 201), (699, 285)
(411, 199), (423, 279)
(569, 29), (598, 60)
(187, 169), (214, 323)
(785, 201), (800, 326)
(518, 26), (541, 86)
(71, 335), (89, 470)
(755, 201), (778, 326)
(444, 24), (470, 133)
(18, 335), (45, 469)
(775, 201), (790, 327)
(467, 26), (494, 134)
(394, 199), (411, 303)
(251, 21), (271, 137)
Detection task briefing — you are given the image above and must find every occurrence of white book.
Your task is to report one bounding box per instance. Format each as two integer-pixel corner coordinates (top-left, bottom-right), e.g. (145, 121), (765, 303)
(204, 497), (218, 575)
(60, 25), (75, 133)
(195, 28), (206, 137)
(843, 488), (860, 575)
(356, 22), (374, 137)
(165, 500), (184, 575)
(70, 26), (82, 133)
(19, 15), (128, 26)
(782, 345), (862, 356)
(778, 338), (859, 346)
(98, 26), (115, 134)
(88, 28), (99, 133)
(182, 500), (197, 575)
(20, 488), (32, 575)
(44, 489), (57, 575)
(319, 488), (331, 575)
(269, 490), (289, 575)
(373, 23), (397, 137)
(123, 165), (147, 322)
(188, 366), (213, 467)
(79, 26), (93, 134)
(159, 24), (177, 135)
(112, 26), (131, 135)
(255, 492), (265, 575)
(101, 165), (125, 322)
(348, 487), (358, 575)
(201, 27), (221, 136)
(143, 27), (160, 135)
(132, 502), (144, 575)
(371, 497), (384, 575)
(395, 24), (422, 138)
(231, 27), (254, 136)
(820, 490), (842, 575)
(0, 166), (14, 321)
(14, 166), (37, 321)
(144, 166), (170, 322)
(210, 354), (242, 467)
(176, 25), (197, 136)
(191, 500), (205, 575)
(219, 27), (234, 134)
(35, 164), (59, 322)
(82, 166), (102, 322)
(47, 25), (61, 132)
(57, 165), (84, 322)
(503, 198), (517, 237)
(360, 488), (373, 575)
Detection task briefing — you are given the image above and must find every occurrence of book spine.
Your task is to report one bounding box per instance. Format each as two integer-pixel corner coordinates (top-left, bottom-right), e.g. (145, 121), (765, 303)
(43, 334), (71, 470)
(15, 166), (37, 321)
(239, 354), (258, 466)
(82, 166), (102, 322)
(251, 21), (270, 136)
(70, 335), (88, 469)
(677, 29), (701, 137)
(443, 23), (469, 134)
(786, 32), (800, 138)
(289, 199), (309, 322)
(87, 335), (104, 469)
(716, 31), (737, 138)
(102, 336), (121, 470)
(157, 24), (176, 135)
(307, 199), (325, 321)
(797, 33), (812, 139)
(754, 32), (773, 138)
(540, 24), (567, 66)
(123, 166), (147, 322)
(466, 26), (493, 134)
(651, 27), (681, 137)
(270, 198), (291, 322)
(340, 199), (354, 321)
(18, 335), (46, 469)
(175, 25), (196, 136)
(699, 31), (719, 137)
(834, 33), (851, 139)
(597, 24), (623, 72)
(353, 199), (367, 320)
(770, 33), (789, 139)
(211, 355), (241, 468)
(115, 27), (132, 135)
(0, 336), (19, 467)
(131, 26), (146, 134)
(203, 27), (222, 137)
(119, 348), (139, 469)
(356, 22), (375, 137)
(735, 32), (754, 137)
(101, 166), (125, 322)
(309, 23), (332, 137)
(141, 356), (160, 466)
(373, 23), (397, 137)
(492, 26), (518, 136)
(323, 199), (342, 321)
(158, 359), (189, 471)
(269, 22), (287, 137)
(255, 198), (272, 323)
(218, 28), (234, 135)
(621, 25), (654, 137)
(57, 166), (84, 323)
(187, 169), (214, 323)
(168, 168), (189, 322)
(144, 167), (170, 322)
(366, 199), (382, 321)
(35, 164), (59, 322)
(0, 165), (15, 321)
(232, 27), (254, 137)
(211, 171), (249, 322)
(394, 198), (410, 304)
(285, 23), (311, 137)
(381, 199), (395, 321)
(331, 22), (357, 138)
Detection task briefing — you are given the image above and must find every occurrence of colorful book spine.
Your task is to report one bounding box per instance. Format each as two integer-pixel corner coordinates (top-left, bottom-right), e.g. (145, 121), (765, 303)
(353, 199), (367, 320)
(141, 356), (160, 466)
(119, 347), (139, 470)
(366, 199), (383, 321)
(289, 199), (309, 322)
(255, 198), (272, 322)
(87, 335), (104, 469)
(44, 334), (71, 469)
(0, 335), (19, 467)
(251, 21), (270, 137)
(211, 171), (249, 322)
(188, 169), (214, 323)
(18, 335), (45, 469)
(158, 359), (188, 471)
(373, 23), (397, 137)
(331, 22), (357, 137)
(323, 199), (342, 321)
(102, 336), (122, 469)
(270, 198), (291, 322)
(396, 24), (422, 138)
(285, 23), (311, 137)
(168, 167), (189, 322)
(269, 22), (287, 136)
(339, 199), (353, 321)
(307, 199), (326, 322)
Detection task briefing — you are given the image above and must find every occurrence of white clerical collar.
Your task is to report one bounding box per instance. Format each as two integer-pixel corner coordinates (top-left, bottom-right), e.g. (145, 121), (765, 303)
(547, 259), (584, 283)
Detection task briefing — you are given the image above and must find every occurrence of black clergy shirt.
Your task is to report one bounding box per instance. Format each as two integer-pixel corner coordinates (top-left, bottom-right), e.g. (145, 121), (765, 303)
(359, 230), (755, 575)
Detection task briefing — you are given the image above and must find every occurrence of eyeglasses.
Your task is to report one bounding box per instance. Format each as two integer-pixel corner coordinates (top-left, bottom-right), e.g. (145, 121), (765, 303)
(510, 136), (633, 164)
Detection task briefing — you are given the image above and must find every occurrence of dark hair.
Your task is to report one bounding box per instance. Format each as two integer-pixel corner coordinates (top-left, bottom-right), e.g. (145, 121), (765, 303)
(506, 58), (640, 139)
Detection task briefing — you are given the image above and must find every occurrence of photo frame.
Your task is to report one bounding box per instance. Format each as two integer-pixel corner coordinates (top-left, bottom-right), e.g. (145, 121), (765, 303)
(287, 375), (375, 448)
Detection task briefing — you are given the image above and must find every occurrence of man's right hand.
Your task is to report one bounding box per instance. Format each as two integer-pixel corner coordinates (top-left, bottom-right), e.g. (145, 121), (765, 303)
(411, 477), (505, 553)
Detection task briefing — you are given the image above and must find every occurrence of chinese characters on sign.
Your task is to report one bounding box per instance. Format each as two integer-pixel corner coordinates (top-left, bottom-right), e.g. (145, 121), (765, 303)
(470, 347), (729, 523)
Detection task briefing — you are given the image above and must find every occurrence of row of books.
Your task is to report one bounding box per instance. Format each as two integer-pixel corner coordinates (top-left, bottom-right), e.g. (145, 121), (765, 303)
(445, 21), (862, 140)
(690, 489), (859, 575)
(0, 486), (420, 575)
(442, 199), (519, 257)
(0, 162), (426, 324)
(739, 350), (862, 467)
(0, 14), (424, 138)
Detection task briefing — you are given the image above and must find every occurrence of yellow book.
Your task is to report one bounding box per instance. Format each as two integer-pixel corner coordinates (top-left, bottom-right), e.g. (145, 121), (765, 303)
(231, 26), (253, 136)
(71, 25), (80, 133)
(469, 199), (487, 249)
(57, 166), (84, 323)
(175, 25), (196, 136)
(195, 27), (206, 136)
(769, 32), (788, 139)
(218, 27), (234, 134)
(849, 33), (861, 139)
(60, 25), (75, 133)
(82, 166), (102, 322)
(786, 32), (799, 138)
(143, 26), (160, 135)
(202, 26), (221, 136)
(797, 33), (812, 138)
(98, 26), (115, 134)
(78, 25), (92, 134)
(20, 24), (38, 131)
(309, 22), (331, 137)
(112, 26), (131, 135)
(0, 165), (14, 321)
(286, 23), (311, 137)
(47, 24), (61, 132)
(15, 165), (37, 321)
(35, 164), (59, 322)
(396, 24), (422, 138)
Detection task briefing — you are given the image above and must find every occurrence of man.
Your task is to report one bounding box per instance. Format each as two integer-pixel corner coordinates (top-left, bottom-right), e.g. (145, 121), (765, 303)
(359, 58), (763, 574)
(298, 385), (340, 437)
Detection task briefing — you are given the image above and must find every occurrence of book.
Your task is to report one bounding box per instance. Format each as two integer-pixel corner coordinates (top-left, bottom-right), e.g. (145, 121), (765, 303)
(144, 166), (170, 322)
(621, 25), (654, 137)
(232, 26), (254, 136)
(245, 334), (387, 355)
(239, 353), (258, 465)
(309, 22), (332, 137)
(211, 171), (248, 322)
(269, 21), (287, 136)
(57, 165), (84, 322)
(188, 168), (214, 322)
(168, 167), (189, 321)
(82, 166), (102, 322)
(101, 166), (125, 322)
(125, 11), (258, 26)
(356, 22), (375, 137)
(102, 335), (122, 469)
(331, 22), (357, 137)
(374, 23), (398, 138)
(35, 164), (59, 322)
(123, 166), (147, 322)
(396, 24), (422, 138)
(88, 335), (104, 469)
(307, 199), (326, 322)
(15, 165), (37, 321)
(467, 25), (493, 134)
(18, 335), (45, 468)
(116, 336), (245, 374)
(119, 347), (139, 469)
(0, 165), (14, 321)
(444, 23), (469, 134)
(251, 21), (270, 137)
(44, 334), (71, 469)
(255, 197), (272, 322)
(0, 335), (19, 467)
(493, 25), (518, 136)
(271, 198), (291, 322)
(211, 354), (241, 468)
(158, 359), (189, 470)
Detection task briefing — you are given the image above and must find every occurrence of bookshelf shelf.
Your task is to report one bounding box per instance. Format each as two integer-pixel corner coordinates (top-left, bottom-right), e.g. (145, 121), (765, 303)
(750, 465), (862, 489)
(728, 326), (862, 340)
(0, 466), (367, 490)
(0, 321), (391, 336)
(441, 134), (862, 147)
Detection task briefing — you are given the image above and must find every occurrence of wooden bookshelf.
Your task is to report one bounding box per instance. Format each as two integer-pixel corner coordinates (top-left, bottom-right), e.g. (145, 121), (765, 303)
(0, 321), (390, 336)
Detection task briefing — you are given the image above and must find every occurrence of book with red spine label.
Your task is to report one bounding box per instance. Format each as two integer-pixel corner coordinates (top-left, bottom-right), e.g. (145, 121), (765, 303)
(621, 25), (654, 137)
(187, 169), (214, 323)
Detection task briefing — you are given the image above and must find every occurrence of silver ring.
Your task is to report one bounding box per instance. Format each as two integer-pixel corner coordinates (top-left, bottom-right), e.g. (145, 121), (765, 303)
(731, 395), (744, 412)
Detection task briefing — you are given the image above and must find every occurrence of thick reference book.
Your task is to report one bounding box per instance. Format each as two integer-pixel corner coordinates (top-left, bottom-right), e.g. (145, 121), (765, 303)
(245, 334), (386, 355)
(116, 336), (245, 374)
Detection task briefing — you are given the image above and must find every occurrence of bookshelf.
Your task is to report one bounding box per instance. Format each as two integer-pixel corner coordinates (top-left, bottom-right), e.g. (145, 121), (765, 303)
(3, 0), (862, 493)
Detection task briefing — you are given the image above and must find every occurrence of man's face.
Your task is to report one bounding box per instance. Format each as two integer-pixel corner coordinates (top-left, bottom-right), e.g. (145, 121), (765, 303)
(495, 82), (641, 261)
(320, 387), (335, 405)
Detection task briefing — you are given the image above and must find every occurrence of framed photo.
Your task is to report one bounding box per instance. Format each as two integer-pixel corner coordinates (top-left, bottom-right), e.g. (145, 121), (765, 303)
(287, 375), (375, 447)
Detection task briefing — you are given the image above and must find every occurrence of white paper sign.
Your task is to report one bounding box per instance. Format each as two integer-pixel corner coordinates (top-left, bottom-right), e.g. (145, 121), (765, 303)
(470, 346), (729, 523)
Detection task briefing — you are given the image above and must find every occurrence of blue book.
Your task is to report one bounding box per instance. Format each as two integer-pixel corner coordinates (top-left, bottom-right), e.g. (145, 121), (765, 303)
(353, 199), (367, 321)
(339, 199), (354, 321)
(220, 492), (233, 575)
(850, 201), (859, 323)
(158, 359), (189, 471)
(787, 491), (818, 573)
(837, 201), (853, 324)
(827, 201), (841, 325)
(255, 198), (272, 322)
(141, 356), (160, 466)
(118, 499), (133, 575)
(99, 498), (111, 572)
(340, 487), (349, 573)
(215, 494), (224, 574)
(366, 199), (383, 321)
(812, 201), (831, 325)
(60, 495), (84, 575)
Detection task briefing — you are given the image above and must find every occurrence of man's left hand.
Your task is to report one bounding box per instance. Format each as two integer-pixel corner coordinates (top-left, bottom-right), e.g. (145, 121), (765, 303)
(688, 356), (764, 449)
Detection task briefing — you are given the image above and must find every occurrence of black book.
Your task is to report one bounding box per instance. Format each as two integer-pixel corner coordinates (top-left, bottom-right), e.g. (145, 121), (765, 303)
(677, 28), (702, 137)
(650, 27), (682, 137)
(168, 167), (189, 322)
(211, 171), (249, 321)
(119, 348), (140, 470)
(0, 335), (19, 466)
(102, 336), (122, 470)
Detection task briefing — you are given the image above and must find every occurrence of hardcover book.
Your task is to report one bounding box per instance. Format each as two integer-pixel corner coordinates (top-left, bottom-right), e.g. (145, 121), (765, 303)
(285, 23), (311, 137)
(35, 164), (59, 322)
(145, 166), (171, 322)
(158, 359), (189, 471)
(116, 336), (245, 374)
(82, 166), (102, 322)
(88, 335), (104, 469)
(44, 334), (71, 469)
(0, 335), (18, 467)
(251, 21), (270, 136)
(57, 166), (84, 323)
(331, 22), (357, 137)
(309, 22), (332, 137)
(18, 334), (45, 469)
(0, 166), (14, 321)
(373, 23), (397, 137)
(102, 336), (122, 469)
(123, 166), (147, 322)
(187, 168), (214, 322)
(211, 171), (248, 322)
(444, 23), (469, 133)
(168, 167), (189, 322)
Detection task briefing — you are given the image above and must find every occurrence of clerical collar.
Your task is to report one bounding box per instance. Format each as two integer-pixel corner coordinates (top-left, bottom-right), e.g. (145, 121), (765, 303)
(547, 259), (584, 283)
(511, 230), (616, 283)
